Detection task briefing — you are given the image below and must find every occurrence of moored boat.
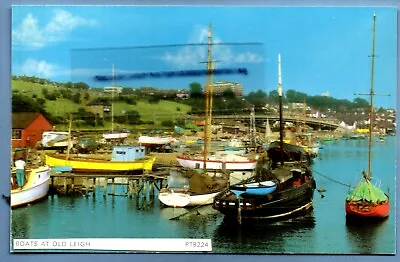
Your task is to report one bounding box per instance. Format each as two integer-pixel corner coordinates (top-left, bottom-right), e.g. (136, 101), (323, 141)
(213, 54), (316, 223)
(345, 14), (390, 221)
(230, 180), (277, 197)
(345, 176), (390, 219)
(158, 168), (229, 208)
(11, 166), (51, 208)
(176, 154), (257, 170)
(159, 190), (222, 208)
(102, 132), (129, 140)
(213, 141), (315, 222)
(45, 146), (155, 172)
(138, 135), (176, 146)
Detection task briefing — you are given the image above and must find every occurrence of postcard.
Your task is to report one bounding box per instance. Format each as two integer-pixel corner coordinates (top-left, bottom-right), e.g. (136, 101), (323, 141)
(9, 5), (397, 255)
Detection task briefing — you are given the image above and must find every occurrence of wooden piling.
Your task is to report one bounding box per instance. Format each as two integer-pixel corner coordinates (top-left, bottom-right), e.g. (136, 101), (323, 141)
(149, 180), (155, 198)
(128, 179), (133, 198)
(85, 178), (89, 196)
(143, 179), (147, 198)
(93, 178), (96, 197)
(103, 178), (108, 197)
(134, 180), (139, 197)
(63, 177), (67, 194)
(111, 178), (115, 195)
(71, 177), (75, 192)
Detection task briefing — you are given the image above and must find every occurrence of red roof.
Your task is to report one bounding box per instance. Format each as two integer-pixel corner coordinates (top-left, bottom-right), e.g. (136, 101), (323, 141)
(12, 112), (41, 129)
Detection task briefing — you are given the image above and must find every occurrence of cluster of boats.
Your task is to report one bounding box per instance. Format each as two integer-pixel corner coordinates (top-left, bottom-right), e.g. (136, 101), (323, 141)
(160, 14), (391, 224)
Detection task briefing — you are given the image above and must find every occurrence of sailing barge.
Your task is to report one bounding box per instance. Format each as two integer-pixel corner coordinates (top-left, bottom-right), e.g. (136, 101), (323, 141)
(213, 54), (316, 223)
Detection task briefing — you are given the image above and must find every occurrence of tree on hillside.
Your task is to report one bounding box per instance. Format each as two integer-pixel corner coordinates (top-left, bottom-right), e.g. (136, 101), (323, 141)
(74, 82), (90, 90)
(72, 92), (81, 104)
(189, 82), (203, 98)
(353, 97), (370, 109)
(42, 88), (49, 97)
(222, 88), (236, 98)
(246, 90), (268, 108)
(286, 89), (307, 103)
(87, 97), (111, 106)
(126, 110), (141, 125)
(60, 89), (72, 99)
(75, 108), (97, 126)
(268, 90), (284, 104)
(64, 82), (73, 89)
(12, 93), (43, 113)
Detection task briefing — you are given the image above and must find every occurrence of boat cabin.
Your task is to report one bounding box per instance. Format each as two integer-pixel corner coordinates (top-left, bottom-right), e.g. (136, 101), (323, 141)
(111, 146), (146, 161)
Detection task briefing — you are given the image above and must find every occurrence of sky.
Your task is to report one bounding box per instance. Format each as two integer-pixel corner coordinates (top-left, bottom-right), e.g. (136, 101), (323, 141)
(11, 6), (397, 108)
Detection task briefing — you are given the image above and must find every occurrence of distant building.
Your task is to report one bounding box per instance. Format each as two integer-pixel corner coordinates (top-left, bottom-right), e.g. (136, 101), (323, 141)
(12, 112), (53, 148)
(176, 93), (189, 99)
(213, 81), (243, 97)
(288, 102), (306, 111)
(104, 86), (123, 94)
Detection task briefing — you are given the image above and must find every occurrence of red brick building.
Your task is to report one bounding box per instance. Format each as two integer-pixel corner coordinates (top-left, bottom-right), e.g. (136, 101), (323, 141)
(12, 112), (53, 148)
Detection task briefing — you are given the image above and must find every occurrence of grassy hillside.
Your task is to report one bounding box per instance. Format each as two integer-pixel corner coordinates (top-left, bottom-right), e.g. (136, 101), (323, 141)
(12, 80), (192, 130)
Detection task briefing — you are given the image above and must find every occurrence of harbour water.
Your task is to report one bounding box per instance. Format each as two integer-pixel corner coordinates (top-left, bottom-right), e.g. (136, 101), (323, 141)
(10, 136), (396, 254)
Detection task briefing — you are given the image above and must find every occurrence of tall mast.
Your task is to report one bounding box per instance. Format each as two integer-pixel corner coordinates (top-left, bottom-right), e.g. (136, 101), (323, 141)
(209, 59), (215, 144)
(66, 113), (73, 160)
(368, 13), (377, 178)
(203, 24), (212, 171)
(111, 63), (115, 133)
(278, 53), (284, 166)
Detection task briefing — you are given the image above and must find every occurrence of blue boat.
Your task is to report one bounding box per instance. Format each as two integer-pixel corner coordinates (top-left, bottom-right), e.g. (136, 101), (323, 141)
(51, 165), (73, 173)
(230, 181), (277, 197)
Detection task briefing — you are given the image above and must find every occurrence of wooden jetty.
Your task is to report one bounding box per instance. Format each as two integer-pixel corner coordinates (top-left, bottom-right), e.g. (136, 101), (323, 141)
(49, 170), (170, 198)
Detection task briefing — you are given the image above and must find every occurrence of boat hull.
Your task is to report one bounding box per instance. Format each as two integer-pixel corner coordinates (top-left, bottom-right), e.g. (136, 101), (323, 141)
(176, 156), (257, 170)
(159, 191), (221, 207)
(11, 166), (51, 208)
(45, 154), (155, 172)
(213, 179), (315, 220)
(230, 181), (277, 196)
(138, 136), (175, 146)
(103, 133), (129, 140)
(345, 201), (390, 219)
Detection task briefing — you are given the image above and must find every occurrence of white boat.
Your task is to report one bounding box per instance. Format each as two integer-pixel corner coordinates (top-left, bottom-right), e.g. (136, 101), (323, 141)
(158, 189), (221, 207)
(176, 152), (257, 170)
(102, 132), (129, 140)
(138, 136), (176, 146)
(228, 138), (244, 148)
(11, 166), (51, 208)
(41, 131), (75, 149)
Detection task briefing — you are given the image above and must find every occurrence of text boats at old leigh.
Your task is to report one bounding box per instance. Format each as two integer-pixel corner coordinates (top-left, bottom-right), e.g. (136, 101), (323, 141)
(45, 146), (155, 173)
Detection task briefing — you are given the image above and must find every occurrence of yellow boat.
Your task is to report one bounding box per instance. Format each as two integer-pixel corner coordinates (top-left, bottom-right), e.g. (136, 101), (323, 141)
(45, 146), (155, 173)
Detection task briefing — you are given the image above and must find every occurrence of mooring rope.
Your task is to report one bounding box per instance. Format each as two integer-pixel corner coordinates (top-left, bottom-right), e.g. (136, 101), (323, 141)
(314, 170), (354, 188)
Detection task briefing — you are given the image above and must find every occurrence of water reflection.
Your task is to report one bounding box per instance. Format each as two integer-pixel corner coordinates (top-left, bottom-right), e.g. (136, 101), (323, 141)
(213, 212), (316, 254)
(160, 205), (221, 238)
(345, 218), (390, 254)
(11, 209), (30, 239)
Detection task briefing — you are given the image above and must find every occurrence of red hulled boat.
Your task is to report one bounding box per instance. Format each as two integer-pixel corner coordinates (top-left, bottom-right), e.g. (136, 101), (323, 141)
(345, 13), (390, 221)
(345, 174), (390, 219)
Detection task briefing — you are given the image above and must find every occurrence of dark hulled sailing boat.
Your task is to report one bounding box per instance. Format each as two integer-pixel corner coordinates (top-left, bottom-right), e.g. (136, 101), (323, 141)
(212, 54), (316, 223)
(345, 14), (390, 220)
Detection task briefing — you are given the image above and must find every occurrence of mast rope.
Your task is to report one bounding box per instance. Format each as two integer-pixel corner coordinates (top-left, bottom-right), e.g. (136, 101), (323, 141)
(314, 170), (354, 188)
